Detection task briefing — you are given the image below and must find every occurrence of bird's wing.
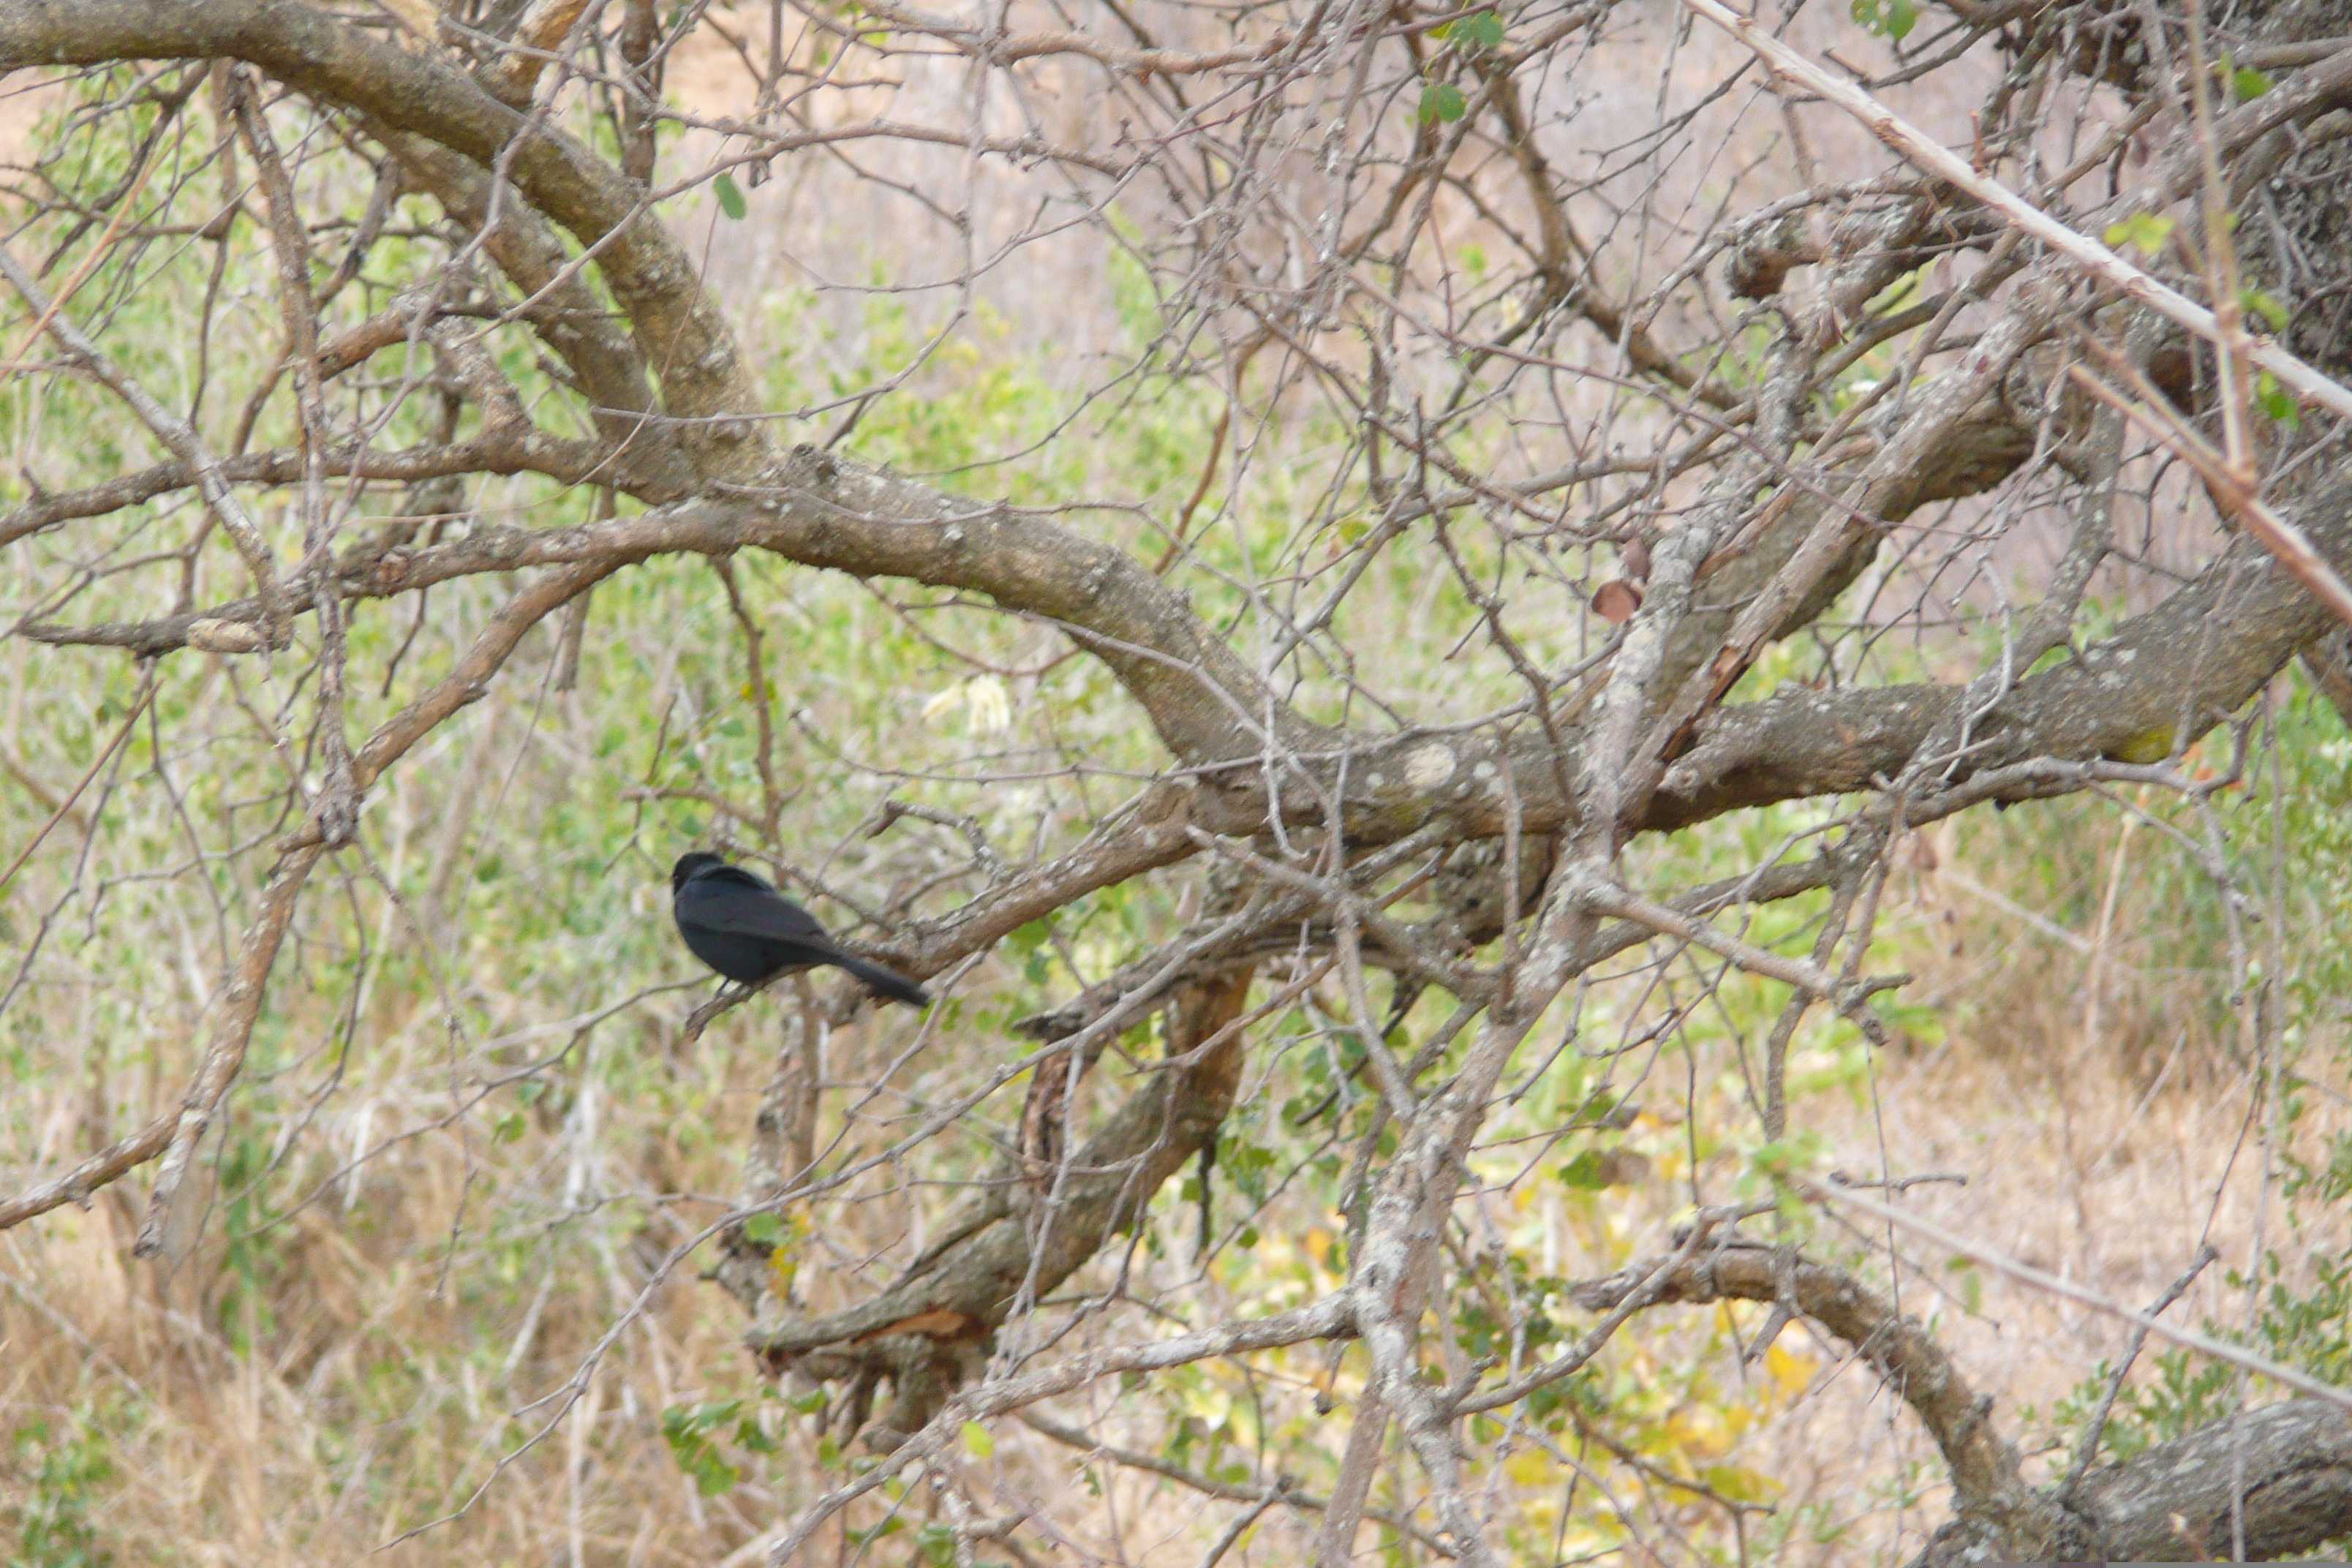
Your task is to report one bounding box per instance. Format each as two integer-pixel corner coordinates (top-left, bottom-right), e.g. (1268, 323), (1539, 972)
(676, 870), (834, 945)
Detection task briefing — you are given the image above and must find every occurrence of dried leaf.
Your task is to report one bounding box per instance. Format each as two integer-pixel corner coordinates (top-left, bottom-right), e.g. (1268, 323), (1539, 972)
(1592, 580), (1644, 623)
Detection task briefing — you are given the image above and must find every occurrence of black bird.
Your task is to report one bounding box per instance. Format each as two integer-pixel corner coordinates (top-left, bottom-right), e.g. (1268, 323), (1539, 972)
(670, 852), (930, 1006)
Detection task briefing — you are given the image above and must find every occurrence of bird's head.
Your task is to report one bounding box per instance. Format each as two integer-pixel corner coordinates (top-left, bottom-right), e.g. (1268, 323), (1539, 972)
(671, 851), (728, 892)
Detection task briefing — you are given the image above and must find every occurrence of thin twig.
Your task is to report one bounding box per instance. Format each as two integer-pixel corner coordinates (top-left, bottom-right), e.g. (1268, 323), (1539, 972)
(0, 241), (288, 637)
(1806, 1183), (2352, 1414)
(2058, 1243), (2222, 1501)
(1681, 0), (2352, 426)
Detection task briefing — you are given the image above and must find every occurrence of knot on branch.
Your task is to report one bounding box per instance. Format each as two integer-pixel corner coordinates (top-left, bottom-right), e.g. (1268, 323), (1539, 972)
(785, 1331), (993, 1455)
(186, 617), (284, 655)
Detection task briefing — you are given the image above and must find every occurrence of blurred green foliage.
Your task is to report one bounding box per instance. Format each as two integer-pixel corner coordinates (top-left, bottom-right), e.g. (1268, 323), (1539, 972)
(5, 1404), (124, 1568)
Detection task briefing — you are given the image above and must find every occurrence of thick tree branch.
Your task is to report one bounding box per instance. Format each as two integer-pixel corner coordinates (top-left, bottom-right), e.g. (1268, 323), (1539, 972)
(1, 0), (766, 478)
(2065, 1400), (2352, 1564)
(1571, 1240), (2037, 1534)
(379, 132), (694, 497)
(747, 970), (1256, 1416)
(1682, 0), (2352, 423)
(1575, 1235), (2352, 1564)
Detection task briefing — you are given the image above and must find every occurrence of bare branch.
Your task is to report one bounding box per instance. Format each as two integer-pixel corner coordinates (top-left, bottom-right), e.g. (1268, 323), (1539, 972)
(0, 238), (287, 635)
(1681, 0), (2352, 424)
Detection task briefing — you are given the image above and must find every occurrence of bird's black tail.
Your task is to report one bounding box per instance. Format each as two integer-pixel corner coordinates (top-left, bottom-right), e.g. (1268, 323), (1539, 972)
(829, 951), (932, 1007)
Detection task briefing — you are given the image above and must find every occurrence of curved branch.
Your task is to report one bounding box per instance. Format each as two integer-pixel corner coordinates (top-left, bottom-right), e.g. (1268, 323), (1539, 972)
(1569, 1240), (2038, 1535)
(1, 432), (645, 553)
(1572, 1240), (2352, 1564)
(39, 461), (2351, 880)
(378, 131), (696, 500)
(747, 970), (1256, 1428)
(1658, 483), (2352, 827)
(2, 0), (766, 479)
(34, 458), (1332, 770)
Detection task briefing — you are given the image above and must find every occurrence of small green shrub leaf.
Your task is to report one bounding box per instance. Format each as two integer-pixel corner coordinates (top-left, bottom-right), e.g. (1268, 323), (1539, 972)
(2103, 212), (2175, 255)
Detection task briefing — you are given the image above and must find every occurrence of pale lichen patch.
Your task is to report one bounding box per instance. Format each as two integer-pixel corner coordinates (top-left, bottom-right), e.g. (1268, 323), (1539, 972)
(1403, 744), (1456, 791)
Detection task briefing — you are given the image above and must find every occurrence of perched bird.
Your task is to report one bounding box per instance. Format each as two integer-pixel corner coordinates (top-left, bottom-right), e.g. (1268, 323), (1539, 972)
(670, 852), (930, 1006)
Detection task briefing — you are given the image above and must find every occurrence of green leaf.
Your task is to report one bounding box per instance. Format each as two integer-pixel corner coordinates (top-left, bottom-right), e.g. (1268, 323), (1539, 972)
(666, 1400), (742, 1436)
(743, 1211), (787, 1248)
(1417, 81), (1468, 124)
(2103, 211), (2176, 256)
(687, 1452), (740, 1495)
(1559, 1149), (1609, 1189)
(2240, 287), (2291, 333)
(661, 1402), (746, 1496)
(2231, 62), (2272, 101)
(2256, 372), (2300, 429)
(1452, 10), (1504, 49)
(714, 172), (747, 220)
(493, 1111), (527, 1145)
(1948, 1258), (1985, 1315)
(1849, 0), (1915, 39)
(1752, 1131), (1828, 1176)
(962, 1420), (996, 1459)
